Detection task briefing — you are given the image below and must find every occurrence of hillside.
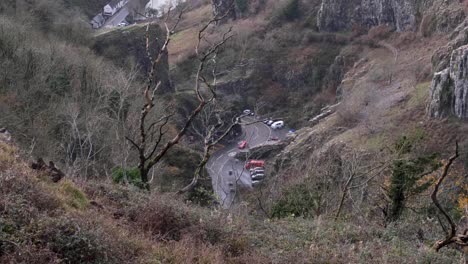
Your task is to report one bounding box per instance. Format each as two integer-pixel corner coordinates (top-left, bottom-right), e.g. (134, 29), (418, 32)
(1, 0), (468, 263)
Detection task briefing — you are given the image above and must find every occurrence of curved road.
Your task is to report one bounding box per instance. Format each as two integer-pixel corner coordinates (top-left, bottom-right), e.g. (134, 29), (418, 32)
(206, 116), (287, 208)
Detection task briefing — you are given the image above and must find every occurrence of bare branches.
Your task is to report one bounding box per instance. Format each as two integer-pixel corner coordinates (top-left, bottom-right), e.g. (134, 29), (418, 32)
(431, 142), (466, 251)
(126, 6), (235, 190)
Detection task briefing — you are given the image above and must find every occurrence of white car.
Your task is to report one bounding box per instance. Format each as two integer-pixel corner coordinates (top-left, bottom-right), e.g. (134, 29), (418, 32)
(271, 121), (284, 129)
(243, 109), (254, 116)
(252, 180), (262, 186)
(250, 167), (264, 175)
(252, 174), (265, 180)
(267, 120), (275, 126)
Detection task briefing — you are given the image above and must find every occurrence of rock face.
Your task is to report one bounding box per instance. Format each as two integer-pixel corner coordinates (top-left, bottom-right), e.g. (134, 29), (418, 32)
(428, 45), (468, 119)
(317, 0), (464, 33)
(317, 0), (417, 32)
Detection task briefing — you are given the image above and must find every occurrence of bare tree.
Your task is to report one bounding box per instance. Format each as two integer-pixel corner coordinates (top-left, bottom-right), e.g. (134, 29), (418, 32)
(126, 7), (234, 190)
(431, 142), (468, 263)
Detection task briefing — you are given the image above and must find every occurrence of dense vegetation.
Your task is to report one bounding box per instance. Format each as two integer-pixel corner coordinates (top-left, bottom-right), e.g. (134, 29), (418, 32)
(1, 0), (467, 263)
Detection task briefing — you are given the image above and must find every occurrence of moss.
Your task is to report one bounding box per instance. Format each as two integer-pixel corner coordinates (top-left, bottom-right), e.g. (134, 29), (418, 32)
(58, 180), (89, 210)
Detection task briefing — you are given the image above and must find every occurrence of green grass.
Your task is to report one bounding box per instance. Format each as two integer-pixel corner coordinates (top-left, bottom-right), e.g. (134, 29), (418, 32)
(59, 180), (89, 210)
(408, 81), (431, 107)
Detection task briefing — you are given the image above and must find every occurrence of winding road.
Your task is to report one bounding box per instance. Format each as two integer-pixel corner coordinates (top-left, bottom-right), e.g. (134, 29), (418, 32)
(206, 116), (288, 208)
(103, 4), (130, 27)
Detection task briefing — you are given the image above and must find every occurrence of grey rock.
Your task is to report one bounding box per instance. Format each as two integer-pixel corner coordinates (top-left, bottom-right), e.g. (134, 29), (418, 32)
(428, 45), (468, 119)
(317, 0), (464, 34)
(317, 0), (417, 32)
(428, 69), (452, 118)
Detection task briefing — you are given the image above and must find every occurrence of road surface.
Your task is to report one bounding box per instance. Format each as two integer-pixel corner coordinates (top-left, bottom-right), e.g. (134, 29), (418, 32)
(206, 116), (288, 208)
(103, 5), (130, 27)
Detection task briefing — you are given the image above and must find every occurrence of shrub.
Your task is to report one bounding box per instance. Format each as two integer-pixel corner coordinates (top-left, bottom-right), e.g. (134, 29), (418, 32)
(271, 184), (322, 218)
(367, 25), (392, 41)
(387, 136), (441, 222)
(269, 0), (301, 26)
(236, 0), (249, 14)
(111, 166), (142, 187)
(58, 180), (89, 210)
(126, 199), (191, 241)
(35, 217), (109, 263)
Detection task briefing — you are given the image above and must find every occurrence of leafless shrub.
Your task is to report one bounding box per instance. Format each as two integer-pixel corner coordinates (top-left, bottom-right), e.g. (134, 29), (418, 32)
(126, 198), (191, 241)
(396, 31), (417, 48)
(368, 25), (392, 41)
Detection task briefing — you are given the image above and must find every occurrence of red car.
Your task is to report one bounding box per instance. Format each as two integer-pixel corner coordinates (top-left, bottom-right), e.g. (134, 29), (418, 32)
(245, 160), (265, 169)
(238, 140), (248, 149)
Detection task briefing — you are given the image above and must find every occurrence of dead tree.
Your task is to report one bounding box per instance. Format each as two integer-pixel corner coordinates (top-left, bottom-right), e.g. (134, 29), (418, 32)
(126, 8), (234, 190)
(431, 142), (468, 262)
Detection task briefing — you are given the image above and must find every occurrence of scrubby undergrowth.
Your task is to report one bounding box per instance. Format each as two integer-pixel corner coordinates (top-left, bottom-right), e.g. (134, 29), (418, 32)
(0, 141), (462, 263)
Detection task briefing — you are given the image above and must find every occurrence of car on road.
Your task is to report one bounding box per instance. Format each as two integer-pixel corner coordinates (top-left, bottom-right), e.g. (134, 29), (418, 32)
(252, 180), (262, 187)
(243, 109), (254, 116)
(245, 160), (265, 169)
(269, 136), (279, 141)
(271, 121), (284, 129)
(263, 117), (273, 124)
(250, 167), (264, 175)
(238, 140), (248, 149)
(251, 174), (265, 180)
(118, 21), (129, 27)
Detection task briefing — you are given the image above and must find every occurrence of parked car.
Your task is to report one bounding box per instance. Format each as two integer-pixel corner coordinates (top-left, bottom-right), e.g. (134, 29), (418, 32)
(271, 121), (284, 129)
(245, 160), (265, 169)
(243, 109), (254, 116)
(238, 140), (248, 149)
(251, 174), (265, 180)
(250, 167), (265, 175)
(252, 180), (262, 187)
(269, 136), (279, 141)
(267, 120), (275, 126)
(118, 21), (129, 27)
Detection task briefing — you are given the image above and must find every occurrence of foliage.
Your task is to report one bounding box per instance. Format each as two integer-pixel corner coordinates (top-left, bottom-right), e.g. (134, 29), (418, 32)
(271, 184), (322, 218)
(111, 166), (143, 187)
(270, 0), (301, 26)
(187, 186), (216, 207)
(235, 0), (249, 14)
(58, 180), (89, 210)
(35, 217), (113, 264)
(387, 136), (441, 222)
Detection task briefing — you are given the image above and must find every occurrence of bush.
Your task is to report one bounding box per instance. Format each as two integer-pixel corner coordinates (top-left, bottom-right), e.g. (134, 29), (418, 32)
(111, 166), (142, 187)
(271, 184), (322, 218)
(126, 199), (191, 241)
(269, 0), (301, 26)
(35, 217), (109, 263)
(387, 136), (441, 222)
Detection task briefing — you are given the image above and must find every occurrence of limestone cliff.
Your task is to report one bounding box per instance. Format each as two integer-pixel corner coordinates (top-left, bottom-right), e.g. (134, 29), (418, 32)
(428, 45), (468, 119)
(317, 0), (464, 33)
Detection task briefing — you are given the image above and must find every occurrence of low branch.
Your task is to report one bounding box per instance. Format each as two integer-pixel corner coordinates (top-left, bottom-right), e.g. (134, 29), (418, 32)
(432, 141), (460, 251)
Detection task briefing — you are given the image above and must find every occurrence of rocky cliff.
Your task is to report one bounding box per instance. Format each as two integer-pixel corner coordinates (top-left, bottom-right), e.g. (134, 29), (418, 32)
(317, 0), (464, 33)
(428, 44), (468, 119)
